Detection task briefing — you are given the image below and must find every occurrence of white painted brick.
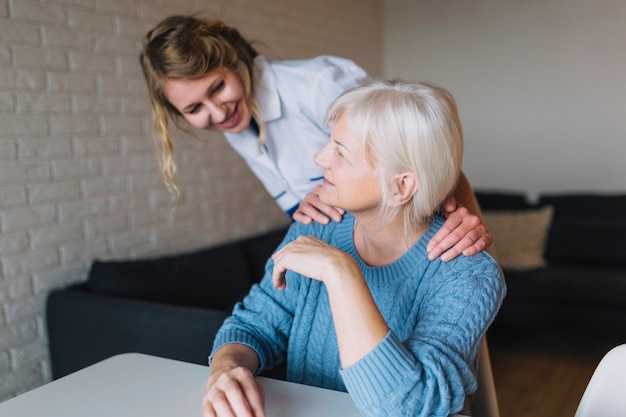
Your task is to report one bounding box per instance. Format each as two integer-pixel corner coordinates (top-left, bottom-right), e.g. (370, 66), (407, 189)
(82, 214), (128, 239)
(0, 19), (40, 44)
(81, 175), (128, 197)
(72, 134), (120, 155)
(119, 96), (150, 113)
(117, 55), (144, 77)
(116, 15), (155, 38)
(100, 115), (144, 135)
(119, 134), (153, 153)
(33, 264), (87, 294)
(108, 193), (149, 211)
(16, 92), (72, 113)
(1, 249), (59, 279)
(60, 237), (109, 263)
(69, 50), (117, 73)
(51, 157), (100, 179)
(73, 94), (121, 113)
(10, 338), (48, 369)
(43, 26), (93, 50)
(0, 363), (46, 401)
(0, 115), (48, 136)
(14, 45), (68, 70)
(29, 223), (83, 249)
(28, 180), (81, 203)
(57, 198), (107, 222)
(94, 33), (140, 54)
(18, 138), (73, 159)
(0, 204), (56, 232)
(0, 139), (17, 159)
(0, 92), (15, 114)
(47, 71), (97, 93)
(4, 276), (33, 301)
(0, 230), (29, 255)
(68, 8), (115, 32)
(0, 69), (45, 90)
(4, 295), (47, 325)
(100, 74), (146, 95)
(0, 351), (9, 373)
(0, 184), (27, 206)
(0, 45), (10, 66)
(0, 162), (50, 184)
(0, 319), (39, 350)
(107, 228), (152, 258)
(49, 115), (100, 135)
(12, 0), (66, 25)
(102, 154), (156, 175)
(96, 0), (138, 15)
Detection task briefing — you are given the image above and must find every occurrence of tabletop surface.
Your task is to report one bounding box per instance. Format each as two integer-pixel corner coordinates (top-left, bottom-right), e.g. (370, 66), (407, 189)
(0, 353), (468, 417)
(0, 353), (360, 417)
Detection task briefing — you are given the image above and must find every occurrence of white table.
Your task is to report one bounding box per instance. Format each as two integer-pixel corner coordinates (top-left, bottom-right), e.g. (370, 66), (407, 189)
(0, 353), (468, 417)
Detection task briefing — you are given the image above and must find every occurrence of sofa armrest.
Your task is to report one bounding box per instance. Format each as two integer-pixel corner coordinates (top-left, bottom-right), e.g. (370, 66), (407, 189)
(46, 285), (229, 379)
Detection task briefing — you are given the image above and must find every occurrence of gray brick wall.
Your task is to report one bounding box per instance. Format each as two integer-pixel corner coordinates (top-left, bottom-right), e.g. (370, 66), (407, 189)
(0, 0), (382, 402)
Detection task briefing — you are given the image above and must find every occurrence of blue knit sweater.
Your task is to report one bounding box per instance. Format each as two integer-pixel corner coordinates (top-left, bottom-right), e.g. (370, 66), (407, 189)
(210, 213), (506, 417)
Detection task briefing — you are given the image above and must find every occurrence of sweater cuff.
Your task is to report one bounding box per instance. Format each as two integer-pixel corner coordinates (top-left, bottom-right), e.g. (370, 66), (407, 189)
(340, 330), (418, 407)
(209, 328), (266, 373)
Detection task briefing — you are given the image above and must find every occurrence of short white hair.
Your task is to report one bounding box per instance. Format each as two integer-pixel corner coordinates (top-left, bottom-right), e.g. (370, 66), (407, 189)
(325, 79), (464, 233)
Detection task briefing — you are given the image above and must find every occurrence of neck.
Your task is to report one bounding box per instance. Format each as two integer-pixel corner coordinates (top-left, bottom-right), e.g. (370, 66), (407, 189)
(352, 212), (423, 267)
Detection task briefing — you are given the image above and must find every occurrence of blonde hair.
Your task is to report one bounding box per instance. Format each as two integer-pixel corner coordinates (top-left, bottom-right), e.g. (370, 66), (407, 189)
(139, 15), (265, 197)
(325, 79), (464, 235)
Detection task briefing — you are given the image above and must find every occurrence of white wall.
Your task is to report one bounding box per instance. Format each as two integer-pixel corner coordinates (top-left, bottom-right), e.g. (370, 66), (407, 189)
(0, 0), (381, 401)
(384, 0), (626, 199)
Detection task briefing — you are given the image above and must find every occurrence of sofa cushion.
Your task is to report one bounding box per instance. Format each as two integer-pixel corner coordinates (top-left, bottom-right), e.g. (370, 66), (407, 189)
(540, 194), (626, 267)
(483, 205), (553, 270)
(88, 241), (253, 310)
(503, 265), (626, 309)
(546, 218), (626, 267)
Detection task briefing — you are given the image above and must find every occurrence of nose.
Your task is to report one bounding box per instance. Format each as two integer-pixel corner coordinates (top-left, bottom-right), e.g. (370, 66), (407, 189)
(313, 140), (332, 167)
(206, 100), (227, 125)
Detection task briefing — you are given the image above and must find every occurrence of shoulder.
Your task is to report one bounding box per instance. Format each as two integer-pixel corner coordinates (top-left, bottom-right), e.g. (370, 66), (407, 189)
(269, 55), (368, 89)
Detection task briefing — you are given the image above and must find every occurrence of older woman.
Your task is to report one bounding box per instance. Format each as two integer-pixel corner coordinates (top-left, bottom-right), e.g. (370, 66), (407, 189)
(202, 79), (506, 417)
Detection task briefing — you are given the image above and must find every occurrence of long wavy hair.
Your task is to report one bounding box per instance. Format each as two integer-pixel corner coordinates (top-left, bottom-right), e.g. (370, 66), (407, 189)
(139, 15), (264, 197)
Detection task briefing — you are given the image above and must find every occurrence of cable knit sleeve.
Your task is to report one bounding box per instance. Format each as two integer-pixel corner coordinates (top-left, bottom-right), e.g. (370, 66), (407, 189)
(340, 254), (506, 417)
(209, 224), (301, 373)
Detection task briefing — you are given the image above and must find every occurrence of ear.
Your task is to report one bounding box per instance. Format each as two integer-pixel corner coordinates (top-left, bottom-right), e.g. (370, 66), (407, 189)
(389, 172), (417, 207)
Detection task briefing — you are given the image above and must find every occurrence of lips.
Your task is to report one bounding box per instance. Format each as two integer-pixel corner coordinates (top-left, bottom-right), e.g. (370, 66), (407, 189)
(215, 103), (241, 130)
(322, 177), (335, 187)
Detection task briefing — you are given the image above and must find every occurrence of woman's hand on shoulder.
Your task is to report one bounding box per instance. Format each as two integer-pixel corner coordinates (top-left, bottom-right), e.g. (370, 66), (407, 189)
(426, 195), (493, 262)
(292, 185), (344, 225)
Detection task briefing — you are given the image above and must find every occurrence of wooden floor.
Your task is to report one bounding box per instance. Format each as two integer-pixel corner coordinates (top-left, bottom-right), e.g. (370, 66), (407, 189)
(486, 329), (625, 417)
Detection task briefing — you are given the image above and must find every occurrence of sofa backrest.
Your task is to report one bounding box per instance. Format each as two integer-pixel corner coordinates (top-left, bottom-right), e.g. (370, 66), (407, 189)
(539, 194), (626, 267)
(86, 226), (290, 310)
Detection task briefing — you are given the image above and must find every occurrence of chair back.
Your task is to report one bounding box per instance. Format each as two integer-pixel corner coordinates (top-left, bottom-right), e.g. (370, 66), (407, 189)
(575, 344), (626, 417)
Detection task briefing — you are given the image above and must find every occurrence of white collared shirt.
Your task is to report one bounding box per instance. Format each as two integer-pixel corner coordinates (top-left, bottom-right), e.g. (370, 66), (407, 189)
(224, 55), (368, 214)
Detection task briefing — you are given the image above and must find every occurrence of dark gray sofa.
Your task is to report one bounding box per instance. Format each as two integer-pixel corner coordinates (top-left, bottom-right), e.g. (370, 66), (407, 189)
(46, 226), (289, 379)
(476, 191), (626, 336)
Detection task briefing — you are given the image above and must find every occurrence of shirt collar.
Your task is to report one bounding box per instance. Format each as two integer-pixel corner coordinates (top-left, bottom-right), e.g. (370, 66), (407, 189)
(253, 55), (282, 123)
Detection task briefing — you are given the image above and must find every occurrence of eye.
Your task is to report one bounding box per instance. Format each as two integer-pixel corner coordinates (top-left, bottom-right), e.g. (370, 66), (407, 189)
(334, 146), (344, 158)
(188, 104), (201, 114)
(211, 80), (225, 95)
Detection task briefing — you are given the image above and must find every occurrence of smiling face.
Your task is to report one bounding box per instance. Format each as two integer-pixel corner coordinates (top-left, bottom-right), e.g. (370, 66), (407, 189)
(162, 68), (251, 133)
(313, 113), (382, 214)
